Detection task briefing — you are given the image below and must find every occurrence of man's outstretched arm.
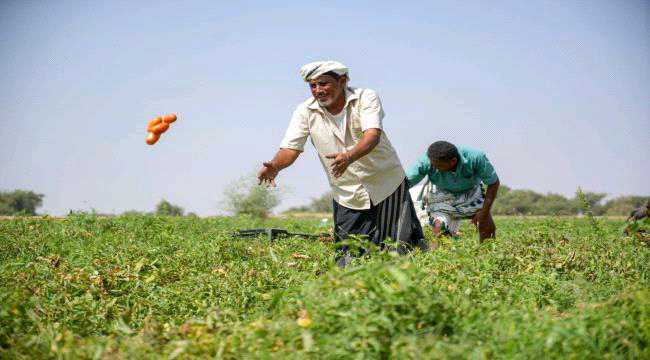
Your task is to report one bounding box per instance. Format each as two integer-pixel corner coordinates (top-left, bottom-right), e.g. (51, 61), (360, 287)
(405, 154), (432, 189)
(257, 148), (301, 186)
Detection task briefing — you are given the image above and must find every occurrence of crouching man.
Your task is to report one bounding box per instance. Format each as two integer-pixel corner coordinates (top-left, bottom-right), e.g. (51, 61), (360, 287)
(623, 199), (649, 238)
(257, 61), (426, 267)
(407, 141), (499, 241)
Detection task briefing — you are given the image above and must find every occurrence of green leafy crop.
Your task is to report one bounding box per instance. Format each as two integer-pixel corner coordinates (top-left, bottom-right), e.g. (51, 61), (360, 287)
(0, 215), (648, 359)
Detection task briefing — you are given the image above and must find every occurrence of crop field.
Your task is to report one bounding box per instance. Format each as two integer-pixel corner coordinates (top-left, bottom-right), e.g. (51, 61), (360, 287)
(0, 214), (648, 359)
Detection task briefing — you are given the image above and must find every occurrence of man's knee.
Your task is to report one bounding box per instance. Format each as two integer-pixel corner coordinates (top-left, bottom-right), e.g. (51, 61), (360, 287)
(432, 218), (444, 233)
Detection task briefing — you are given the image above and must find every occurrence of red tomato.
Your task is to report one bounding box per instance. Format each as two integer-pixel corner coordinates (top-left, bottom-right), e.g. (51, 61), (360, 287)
(148, 116), (162, 130)
(162, 113), (177, 124)
(146, 132), (160, 145)
(151, 122), (169, 135)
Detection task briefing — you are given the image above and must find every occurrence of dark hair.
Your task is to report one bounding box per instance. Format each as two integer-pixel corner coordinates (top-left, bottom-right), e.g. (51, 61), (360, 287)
(427, 141), (459, 162)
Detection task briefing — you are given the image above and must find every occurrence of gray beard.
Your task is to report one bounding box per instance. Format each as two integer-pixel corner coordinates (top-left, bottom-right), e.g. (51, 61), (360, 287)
(317, 99), (332, 107)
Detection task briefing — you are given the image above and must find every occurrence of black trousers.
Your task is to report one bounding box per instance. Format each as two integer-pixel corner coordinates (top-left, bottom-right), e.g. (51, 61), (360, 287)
(333, 179), (426, 256)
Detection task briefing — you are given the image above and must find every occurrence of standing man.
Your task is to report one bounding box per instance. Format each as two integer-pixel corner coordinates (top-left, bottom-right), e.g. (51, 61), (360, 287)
(407, 141), (499, 242)
(257, 61), (425, 267)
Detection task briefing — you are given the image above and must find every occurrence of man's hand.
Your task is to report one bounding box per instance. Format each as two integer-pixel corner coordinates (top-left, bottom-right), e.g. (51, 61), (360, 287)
(257, 161), (279, 186)
(325, 152), (352, 178)
(472, 209), (495, 241)
(323, 129), (380, 178)
(257, 148), (302, 186)
(473, 180), (499, 241)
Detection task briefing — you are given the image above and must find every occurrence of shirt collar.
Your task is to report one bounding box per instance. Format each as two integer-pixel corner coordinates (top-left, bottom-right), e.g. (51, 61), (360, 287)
(307, 87), (359, 112)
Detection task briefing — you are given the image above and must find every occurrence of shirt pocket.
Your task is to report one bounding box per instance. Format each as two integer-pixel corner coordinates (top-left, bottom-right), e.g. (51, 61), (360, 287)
(348, 111), (363, 141)
(309, 115), (342, 156)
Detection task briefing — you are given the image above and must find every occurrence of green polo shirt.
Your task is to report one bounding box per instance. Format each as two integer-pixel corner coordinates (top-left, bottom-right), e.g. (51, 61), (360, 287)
(406, 146), (498, 193)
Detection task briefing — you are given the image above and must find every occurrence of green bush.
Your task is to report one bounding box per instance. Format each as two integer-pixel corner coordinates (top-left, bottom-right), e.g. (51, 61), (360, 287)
(286, 191), (333, 213)
(155, 199), (184, 216)
(602, 196), (648, 216)
(491, 186), (647, 217)
(222, 173), (281, 218)
(0, 190), (44, 216)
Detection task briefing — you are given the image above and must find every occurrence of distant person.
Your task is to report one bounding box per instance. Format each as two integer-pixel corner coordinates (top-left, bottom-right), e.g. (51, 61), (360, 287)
(406, 141), (499, 241)
(624, 199), (649, 237)
(627, 199), (649, 222)
(257, 61), (425, 267)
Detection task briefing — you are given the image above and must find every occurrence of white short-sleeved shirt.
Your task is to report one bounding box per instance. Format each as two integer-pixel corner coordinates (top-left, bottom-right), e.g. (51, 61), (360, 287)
(324, 109), (346, 134)
(280, 87), (405, 210)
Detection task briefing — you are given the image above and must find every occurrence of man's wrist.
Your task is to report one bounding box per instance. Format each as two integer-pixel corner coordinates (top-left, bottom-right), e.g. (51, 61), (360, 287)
(344, 152), (354, 163)
(268, 160), (280, 171)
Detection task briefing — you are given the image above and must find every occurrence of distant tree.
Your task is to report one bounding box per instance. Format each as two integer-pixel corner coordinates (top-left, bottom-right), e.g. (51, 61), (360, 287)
(284, 205), (311, 213)
(575, 191), (607, 215)
(285, 184), (645, 217)
(121, 210), (148, 216)
(492, 189), (543, 215)
(309, 191), (334, 212)
(0, 200), (11, 215)
(534, 193), (578, 216)
(222, 173), (281, 218)
(492, 187), (609, 216)
(284, 191), (333, 213)
(0, 190), (44, 215)
(601, 196), (648, 216)
(497, 184), (511, 195)
(155, 199), (184, 216)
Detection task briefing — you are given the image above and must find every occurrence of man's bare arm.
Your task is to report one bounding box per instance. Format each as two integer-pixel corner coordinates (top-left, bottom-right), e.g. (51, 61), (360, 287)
(269, 148), (301, 170)
(257, 148), (301, 185)
(471, 179), (499, 241)
(482, 179), (500, 212)
(348, 128), (381, 162)
(472, 180), (499, 224)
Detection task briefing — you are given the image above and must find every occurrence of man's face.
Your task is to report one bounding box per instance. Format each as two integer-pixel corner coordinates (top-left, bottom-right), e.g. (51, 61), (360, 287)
(309, 75), (345, 108)
(430, 157), (458, 172)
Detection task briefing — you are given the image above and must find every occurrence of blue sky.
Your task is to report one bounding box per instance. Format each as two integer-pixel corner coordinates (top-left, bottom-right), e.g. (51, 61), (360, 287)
(1, 0), (648, 215)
